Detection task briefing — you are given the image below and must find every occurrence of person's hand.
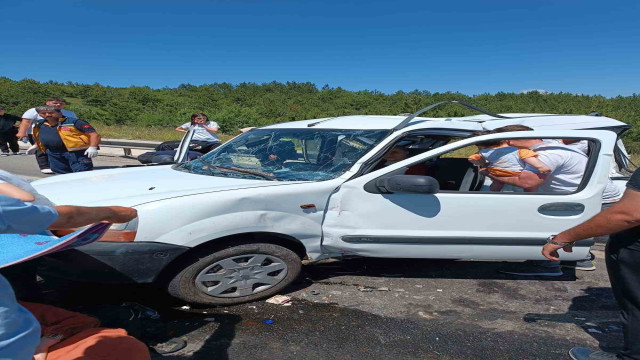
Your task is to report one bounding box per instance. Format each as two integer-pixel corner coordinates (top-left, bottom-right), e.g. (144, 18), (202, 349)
(104, 206), (138, 223)
(16, 131), (27, 139)
(478, 168), (489, 176)
(541, 242), (573, 261)
(268, 154), (279, 161)
(84, 146), (99, 158)
(26, 144), (39, 155)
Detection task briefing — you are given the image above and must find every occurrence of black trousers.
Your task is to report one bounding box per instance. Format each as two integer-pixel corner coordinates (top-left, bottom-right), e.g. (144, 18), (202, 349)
(0, 128), (19, 153)
(605, 239), (640, 359)
(27, 134), (50, 169)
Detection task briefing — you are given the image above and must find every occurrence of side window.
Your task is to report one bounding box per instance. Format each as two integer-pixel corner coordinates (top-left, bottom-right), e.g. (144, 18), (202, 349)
(365, 135), (453, 175)
(400, 137), (598, 194)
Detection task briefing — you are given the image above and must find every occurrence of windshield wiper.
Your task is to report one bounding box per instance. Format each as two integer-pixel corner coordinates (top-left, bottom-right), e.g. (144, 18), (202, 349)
(210, 166), (277, 180)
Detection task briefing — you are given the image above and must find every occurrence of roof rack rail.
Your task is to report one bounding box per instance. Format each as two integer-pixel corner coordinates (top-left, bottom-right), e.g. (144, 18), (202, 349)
(392, 100), (512, 131)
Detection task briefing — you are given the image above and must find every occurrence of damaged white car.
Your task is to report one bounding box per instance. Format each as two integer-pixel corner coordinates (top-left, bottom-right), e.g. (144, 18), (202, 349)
(33, 101), (635, 305)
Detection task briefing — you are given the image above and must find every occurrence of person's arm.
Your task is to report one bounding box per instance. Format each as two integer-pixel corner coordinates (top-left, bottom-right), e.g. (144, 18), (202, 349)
(0, 183), (35, 202)
(49, 206), (137, 229)
(542, 187), (640, 260)
(87, 132), (100, 147)
(484, 170), (547, 189)
(17, 118), (32, 138)
(202, 122), (219, 133)
(522, 157), (551, 174)
(175, 127), (187, 132)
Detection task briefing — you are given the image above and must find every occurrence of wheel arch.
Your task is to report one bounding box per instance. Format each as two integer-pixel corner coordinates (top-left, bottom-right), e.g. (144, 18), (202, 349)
(154, 231), (307, 285)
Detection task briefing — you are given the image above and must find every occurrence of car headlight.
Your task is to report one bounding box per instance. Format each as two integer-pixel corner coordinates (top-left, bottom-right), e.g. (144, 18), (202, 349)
(103, 217), (138, 242)
(51, 218), (138, 242)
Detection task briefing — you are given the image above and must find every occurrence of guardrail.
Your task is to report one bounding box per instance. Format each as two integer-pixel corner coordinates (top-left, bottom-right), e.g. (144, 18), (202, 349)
(100, 138), (161, 156)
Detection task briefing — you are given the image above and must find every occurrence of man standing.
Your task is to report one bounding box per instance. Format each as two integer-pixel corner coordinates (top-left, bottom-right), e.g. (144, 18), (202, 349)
(30, 106), (100, 174)
(542, 168), (640, 360)
(0, 106), (22, 156)
(18, 98), (78, 174)
(485, 125), (593, 276)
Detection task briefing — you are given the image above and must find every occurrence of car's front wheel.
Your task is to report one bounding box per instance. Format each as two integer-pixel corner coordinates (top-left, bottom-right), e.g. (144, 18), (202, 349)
(167, 243), (302, 305)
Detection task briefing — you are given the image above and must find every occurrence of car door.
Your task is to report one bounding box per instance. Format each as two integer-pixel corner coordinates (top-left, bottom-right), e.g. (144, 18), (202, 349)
(321, 130), (617, 261)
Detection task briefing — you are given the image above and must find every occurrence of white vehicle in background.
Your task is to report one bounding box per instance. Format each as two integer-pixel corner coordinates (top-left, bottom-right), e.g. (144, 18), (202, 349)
(33, 101), (635, 305)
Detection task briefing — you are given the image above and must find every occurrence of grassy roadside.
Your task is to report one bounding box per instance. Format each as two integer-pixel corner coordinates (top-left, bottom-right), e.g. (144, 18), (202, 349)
(92, 123), (236, 143)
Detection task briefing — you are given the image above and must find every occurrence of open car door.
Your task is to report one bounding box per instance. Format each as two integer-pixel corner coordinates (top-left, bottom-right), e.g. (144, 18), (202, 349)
(321, 130), (617, 261)
(173, 126), (196, 164)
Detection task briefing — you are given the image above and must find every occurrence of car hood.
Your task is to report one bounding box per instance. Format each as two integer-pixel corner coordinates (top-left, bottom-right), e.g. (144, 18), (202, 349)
(32, 165), (288, 207)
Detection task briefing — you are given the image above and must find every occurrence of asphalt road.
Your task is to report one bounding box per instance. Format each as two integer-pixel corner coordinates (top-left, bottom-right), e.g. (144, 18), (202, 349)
(1, 154), (623, 360)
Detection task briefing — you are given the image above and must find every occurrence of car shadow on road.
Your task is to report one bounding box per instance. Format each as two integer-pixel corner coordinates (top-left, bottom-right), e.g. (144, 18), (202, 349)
(523, 286), (623, 353)
(289, 257), (579, 289)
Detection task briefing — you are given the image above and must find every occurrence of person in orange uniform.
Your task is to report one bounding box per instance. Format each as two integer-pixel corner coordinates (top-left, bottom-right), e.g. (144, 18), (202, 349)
(29, 106), (100, 174)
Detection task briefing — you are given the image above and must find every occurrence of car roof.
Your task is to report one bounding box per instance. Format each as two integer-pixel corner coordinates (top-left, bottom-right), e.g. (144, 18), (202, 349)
(261, 113), (628, 132)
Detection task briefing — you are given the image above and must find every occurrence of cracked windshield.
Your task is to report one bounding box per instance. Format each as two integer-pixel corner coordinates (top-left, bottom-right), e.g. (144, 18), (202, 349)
(176, 128), (390, 181)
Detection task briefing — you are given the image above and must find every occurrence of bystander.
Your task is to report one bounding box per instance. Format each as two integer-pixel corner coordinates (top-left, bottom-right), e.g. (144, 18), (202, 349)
(29, 106), (100, 174)
(18, 98), (78, 174)
(0, 106), (22, 156)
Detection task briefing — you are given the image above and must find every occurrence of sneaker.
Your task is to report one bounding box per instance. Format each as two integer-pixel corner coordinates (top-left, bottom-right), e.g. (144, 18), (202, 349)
(498, 261), (563, 276)
(12, 152), (23, 156)
(40, 169), (54, 174)
(0, 152), (9, 157)
(569, 347), (617, 359)
(562, 259), (596, 271)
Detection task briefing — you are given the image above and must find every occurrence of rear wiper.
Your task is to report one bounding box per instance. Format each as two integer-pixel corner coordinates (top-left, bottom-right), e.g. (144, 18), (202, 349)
(210, 166), (276, 180)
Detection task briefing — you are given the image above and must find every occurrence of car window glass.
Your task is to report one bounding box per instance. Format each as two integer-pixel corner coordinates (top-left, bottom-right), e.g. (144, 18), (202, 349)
(398, 137), (599, 194)
(175, 129), (390, 181)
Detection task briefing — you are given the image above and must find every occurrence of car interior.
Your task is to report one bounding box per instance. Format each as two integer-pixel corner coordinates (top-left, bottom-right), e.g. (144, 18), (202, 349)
(364, 134), (485, 192)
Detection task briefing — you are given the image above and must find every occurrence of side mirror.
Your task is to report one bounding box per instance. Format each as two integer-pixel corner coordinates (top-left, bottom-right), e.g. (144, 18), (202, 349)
(375, 175), (440, 194)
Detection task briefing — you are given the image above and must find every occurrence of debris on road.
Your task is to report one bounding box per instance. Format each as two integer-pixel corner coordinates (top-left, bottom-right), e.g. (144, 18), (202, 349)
(266, 295), (292, 305)
(264, 319), (275, 324)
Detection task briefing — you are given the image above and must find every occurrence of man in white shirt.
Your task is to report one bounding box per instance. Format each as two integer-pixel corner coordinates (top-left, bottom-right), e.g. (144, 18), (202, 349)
(487, 125), (620, 275)
(17, 98), (78, 174)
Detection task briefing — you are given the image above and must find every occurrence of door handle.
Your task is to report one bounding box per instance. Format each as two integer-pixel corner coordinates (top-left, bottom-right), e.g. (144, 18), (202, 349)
(538, 202), (585, 216)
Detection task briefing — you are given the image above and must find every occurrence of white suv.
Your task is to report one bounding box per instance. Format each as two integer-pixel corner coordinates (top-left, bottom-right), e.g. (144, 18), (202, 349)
(33, 101), (635, 305)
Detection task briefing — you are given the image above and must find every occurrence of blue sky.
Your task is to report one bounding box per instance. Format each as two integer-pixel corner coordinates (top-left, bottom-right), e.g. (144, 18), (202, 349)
(1, 0), (638, 97)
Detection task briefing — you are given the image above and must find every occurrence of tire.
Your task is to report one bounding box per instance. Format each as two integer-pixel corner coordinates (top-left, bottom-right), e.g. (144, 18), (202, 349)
(167, 243), (302, 305)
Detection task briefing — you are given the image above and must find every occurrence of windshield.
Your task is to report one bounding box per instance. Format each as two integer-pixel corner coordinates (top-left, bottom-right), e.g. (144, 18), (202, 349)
(175, 128), (390, 181)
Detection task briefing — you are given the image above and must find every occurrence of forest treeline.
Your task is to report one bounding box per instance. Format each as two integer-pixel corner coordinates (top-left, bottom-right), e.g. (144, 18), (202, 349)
(1, 77), (639, 143)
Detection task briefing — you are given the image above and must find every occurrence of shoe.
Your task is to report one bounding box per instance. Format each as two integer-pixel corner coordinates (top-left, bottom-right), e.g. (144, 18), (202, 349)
(40, 169), (54, 174)
(569, 347), (617, 359)
(499, 261), (563, 276)
(562, 259), (596, 271)
(12, 152), (23, 156)
(0, 152), (9, 156)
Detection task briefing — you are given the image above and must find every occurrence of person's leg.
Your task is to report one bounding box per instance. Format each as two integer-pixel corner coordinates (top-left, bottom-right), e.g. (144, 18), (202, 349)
(35, 148), (51, 170)
(199, 141), (221, 153)
(7, 130), (20, 153)
(606, 241), (640, 360)
(46, 150), (73, 174)
(0, 132), (10, 153)
(67, 150), (93, 173)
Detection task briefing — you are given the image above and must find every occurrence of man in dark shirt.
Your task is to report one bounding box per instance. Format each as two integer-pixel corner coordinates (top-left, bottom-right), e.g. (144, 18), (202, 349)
(542, 169), (640, 360)
(30, 106), (100, 174)
(0, 107), (22, 155)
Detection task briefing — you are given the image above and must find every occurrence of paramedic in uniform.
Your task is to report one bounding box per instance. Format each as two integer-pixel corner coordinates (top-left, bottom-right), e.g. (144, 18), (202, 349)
(30, 106), (100, 174)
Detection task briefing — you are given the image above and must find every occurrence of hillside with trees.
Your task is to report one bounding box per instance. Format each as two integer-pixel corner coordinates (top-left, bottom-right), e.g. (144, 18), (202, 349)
(1, 77), (638, 147)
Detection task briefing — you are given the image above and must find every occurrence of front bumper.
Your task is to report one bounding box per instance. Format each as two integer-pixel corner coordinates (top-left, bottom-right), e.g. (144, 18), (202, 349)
(40, 241), (189, 283)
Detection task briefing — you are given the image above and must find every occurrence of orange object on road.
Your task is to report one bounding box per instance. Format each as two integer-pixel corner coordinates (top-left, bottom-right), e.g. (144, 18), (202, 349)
(20, 302), (151, 360)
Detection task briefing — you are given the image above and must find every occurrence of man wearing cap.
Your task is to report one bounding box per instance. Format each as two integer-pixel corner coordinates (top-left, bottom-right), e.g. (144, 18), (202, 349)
(29, 106), (100, 174)
(0, 107), (22, 156)
(18, 98), (78, 174)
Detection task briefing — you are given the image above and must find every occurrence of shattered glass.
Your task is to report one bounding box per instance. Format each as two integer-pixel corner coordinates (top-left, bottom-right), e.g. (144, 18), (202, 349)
(176, 129), (390, 181)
